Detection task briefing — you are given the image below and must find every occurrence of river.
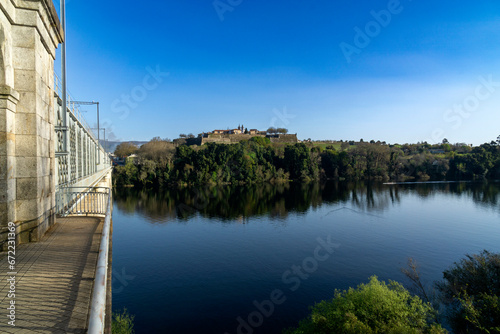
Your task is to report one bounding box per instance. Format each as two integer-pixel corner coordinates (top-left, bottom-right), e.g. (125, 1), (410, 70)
(111, 181), (500, 334)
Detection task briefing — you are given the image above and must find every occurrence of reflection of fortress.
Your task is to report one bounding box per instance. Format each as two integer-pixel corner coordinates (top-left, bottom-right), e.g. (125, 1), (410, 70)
(194, 125), (298, 145)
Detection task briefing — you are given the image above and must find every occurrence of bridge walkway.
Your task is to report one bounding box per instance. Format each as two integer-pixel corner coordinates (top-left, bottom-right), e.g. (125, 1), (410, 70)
(0, 216), (104, 333)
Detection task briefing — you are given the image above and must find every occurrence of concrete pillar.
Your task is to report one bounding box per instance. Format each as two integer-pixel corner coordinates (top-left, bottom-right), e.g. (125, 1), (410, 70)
(0, 0), (63, 249)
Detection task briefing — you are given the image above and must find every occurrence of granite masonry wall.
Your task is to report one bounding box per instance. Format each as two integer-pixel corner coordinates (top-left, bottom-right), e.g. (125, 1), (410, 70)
(0, 0), (63, 248)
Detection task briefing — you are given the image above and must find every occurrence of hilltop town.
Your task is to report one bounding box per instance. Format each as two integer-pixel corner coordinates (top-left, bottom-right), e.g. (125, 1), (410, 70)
(189, 125), (298, 145)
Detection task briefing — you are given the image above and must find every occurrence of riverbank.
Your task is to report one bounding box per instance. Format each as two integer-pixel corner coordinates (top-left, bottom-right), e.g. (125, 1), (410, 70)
(113, 139), (500, 188)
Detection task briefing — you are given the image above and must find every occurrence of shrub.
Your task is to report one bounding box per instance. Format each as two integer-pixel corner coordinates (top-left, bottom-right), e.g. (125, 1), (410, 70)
(284, 276), (446, 334)
(436, 250), (500, 334)
(112, 308), (135, 334)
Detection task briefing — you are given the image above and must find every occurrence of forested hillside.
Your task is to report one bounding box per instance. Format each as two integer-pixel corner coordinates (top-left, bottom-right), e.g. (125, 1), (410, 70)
(114, 137), (500, 187)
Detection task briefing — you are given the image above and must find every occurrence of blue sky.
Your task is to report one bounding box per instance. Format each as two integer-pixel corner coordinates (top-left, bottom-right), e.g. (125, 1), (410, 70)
(54, 0), (500, 145)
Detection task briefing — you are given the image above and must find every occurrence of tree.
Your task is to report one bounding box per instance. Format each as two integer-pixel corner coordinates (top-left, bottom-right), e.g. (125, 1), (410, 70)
(179, 134), (187, 138)
(113, 160), (138, 186)
(187, 133), (195, 139)
(277, 128), (289, 134)
(267, 127), (278, 134)
(114, 142), (138, 158)
(442, 138), (449, 144)
(436, 250), (500, 334)
(284, 276), (446, 334)
(284, 143), (310, 180)
(137, 138), (176, 164)
(249, 136), (270, 146)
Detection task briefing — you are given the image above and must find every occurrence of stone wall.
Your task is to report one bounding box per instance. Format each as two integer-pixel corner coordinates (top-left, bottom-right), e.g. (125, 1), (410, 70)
(198, 133), (298, 145)
(268, 134), (298, 144)
(0, 0), (63, 249)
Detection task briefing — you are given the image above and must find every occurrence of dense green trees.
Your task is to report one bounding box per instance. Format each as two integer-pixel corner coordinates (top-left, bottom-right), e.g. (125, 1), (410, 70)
(114, 142), (138, 158)
(437, 251), (500, 334)
(284, 143), (312, 180)
(284, 276), (446, 334)
(286, 251), (500, 334)
(113, 139), (500, 187)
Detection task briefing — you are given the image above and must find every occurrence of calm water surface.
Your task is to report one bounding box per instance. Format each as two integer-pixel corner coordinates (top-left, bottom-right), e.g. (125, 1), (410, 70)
(112, 182), (500, 334)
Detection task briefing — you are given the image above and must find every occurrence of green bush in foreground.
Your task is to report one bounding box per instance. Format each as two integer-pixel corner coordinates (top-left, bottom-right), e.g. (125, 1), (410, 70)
(437, 250), (500, 334)
(284, 276), (446, 334)
(112, 308), (135, 334)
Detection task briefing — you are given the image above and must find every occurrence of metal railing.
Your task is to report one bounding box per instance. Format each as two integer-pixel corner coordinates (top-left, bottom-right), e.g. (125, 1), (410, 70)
(56, 166), (113, 194)
(55, 186), (113, 333)
(56, 186), (110, 216)
(88, 190), (112, 334)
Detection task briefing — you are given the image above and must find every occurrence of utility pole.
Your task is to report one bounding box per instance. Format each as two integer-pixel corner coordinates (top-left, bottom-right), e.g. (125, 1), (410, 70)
(61, 0), (68, 153)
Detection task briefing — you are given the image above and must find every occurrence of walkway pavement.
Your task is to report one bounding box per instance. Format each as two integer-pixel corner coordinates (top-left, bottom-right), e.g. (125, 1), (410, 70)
(0, 217), (103, 333)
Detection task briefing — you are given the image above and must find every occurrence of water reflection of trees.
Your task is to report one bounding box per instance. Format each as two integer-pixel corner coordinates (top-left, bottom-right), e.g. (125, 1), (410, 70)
(391, 182), (500, 210)
(112, 181), (500, 224)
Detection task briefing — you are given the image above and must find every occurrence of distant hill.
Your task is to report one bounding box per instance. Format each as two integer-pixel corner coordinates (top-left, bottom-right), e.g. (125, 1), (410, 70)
(100, 140), (148, 153)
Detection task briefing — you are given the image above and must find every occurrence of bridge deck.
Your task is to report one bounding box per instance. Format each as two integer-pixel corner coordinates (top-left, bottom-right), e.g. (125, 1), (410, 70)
(0, 217), (103, 333)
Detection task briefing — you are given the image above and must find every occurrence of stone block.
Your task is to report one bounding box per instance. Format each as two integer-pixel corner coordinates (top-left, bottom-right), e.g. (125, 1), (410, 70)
(36, 137), (49, 158)
(0, 108), (5, 133)
(39, 116), (53, 140)
(33, 18), (58, 60)
(0, 179), (7, 202)
(35, 47), (43, 74)
(15, 134), (37, 157)
(12, 46), (35, 70)
(0, 199), (15, 227)
(15, 156), (37, 178)
(16, 177), (38, 200)
(14, 69), (36, 92)
(0, 203), (7, 226)
(0, 0), (15, 23)
(0, 133), (5, 157)
(0, 155), (14, 181)
(1, 98), (17, 114)
(18, 228), (30, 244)
(16, 91), (36, 115)
(15, 8), (37, 28)
(15, 198), (39, 222)
(15, 113), (36, 135)
(48, 102), (55, 124)
(49, 138), (55, 157)
(0, 155), (6, 181)
(6, 108), (15, 133)
(1, 103), (17, 135)
(50, 190), (55, 207)
(6, 178), (15, 203)
(12, 25), (36, 49)
(43, 174), (52, 193)
(37, 174), (48, 197)
(36, 92), (49, 120)
(6, 135), (15, 157)
(40, 156), (50, 176)
(39, 84), (50, 107)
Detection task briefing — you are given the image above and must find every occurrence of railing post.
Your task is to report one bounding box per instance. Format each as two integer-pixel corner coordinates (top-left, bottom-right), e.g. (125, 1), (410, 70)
(88, 192), (112, 333)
